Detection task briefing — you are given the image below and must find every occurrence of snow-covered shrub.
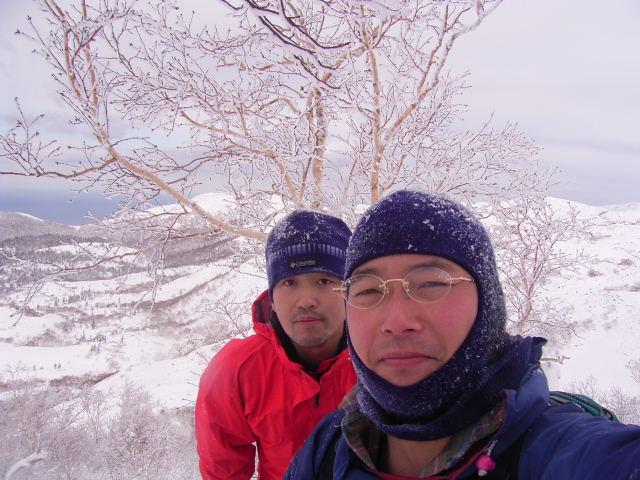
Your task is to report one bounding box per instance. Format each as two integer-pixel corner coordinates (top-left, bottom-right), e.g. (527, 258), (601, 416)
(0, 378), (198, 480)
(569, 376), (640, 425)
(99, 383), (197, 480)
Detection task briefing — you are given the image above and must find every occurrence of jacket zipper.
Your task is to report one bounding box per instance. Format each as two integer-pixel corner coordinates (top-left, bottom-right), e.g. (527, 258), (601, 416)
(428, 440), (494, 479)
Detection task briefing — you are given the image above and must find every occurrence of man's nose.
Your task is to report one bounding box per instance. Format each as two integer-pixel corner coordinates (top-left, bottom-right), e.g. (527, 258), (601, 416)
(379, 284), (423, 334)
(296, 287), (319, 309)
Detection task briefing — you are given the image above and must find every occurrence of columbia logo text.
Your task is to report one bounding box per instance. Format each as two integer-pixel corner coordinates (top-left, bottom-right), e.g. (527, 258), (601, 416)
(289, 259), (316, 269)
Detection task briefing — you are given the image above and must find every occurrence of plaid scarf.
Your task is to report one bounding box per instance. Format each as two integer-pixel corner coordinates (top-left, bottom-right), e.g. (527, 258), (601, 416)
(341, 387), (506, 477)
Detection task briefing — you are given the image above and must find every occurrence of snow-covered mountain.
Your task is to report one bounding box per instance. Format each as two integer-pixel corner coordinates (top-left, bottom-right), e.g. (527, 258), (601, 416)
(0, 196), (639, 478)
(539, 199), (640, 400)
(0, 201), (254, 478)
(0, 212), (84, 242)
(1, 197), (639, 406)
(0, 221), (251, 397)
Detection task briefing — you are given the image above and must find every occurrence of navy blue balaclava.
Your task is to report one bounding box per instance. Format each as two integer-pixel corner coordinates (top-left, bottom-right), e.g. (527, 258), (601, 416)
(345, 190), (543, 440)
(266, 210), (351, 294)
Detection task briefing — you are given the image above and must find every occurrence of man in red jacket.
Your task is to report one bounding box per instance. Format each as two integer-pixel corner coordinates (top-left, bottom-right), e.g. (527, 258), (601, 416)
(195, 210), (356, 480)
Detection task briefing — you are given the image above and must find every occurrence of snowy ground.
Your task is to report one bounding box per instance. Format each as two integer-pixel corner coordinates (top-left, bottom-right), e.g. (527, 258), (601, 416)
(542, 200), (640, 394)
(1, 197), (639, 412)
(0, 256), (265, 409)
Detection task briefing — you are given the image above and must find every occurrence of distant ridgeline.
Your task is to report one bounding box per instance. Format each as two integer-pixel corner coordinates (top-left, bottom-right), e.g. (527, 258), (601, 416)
(0, 211), (233, 289)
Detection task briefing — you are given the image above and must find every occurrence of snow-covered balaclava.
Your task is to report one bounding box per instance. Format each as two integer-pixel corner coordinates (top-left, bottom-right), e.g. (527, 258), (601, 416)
(344, 190), (541, 440)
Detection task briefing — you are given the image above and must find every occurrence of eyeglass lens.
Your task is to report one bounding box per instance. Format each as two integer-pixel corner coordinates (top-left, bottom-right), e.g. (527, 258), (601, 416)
(345, 267), (455, 308)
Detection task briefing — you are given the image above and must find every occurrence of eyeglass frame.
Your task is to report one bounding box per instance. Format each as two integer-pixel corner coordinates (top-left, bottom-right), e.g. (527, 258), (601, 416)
(334, 266), (475, 309)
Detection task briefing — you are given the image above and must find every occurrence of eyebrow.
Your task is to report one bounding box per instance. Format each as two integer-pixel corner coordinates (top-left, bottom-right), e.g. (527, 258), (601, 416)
(352, 259), (457, 277)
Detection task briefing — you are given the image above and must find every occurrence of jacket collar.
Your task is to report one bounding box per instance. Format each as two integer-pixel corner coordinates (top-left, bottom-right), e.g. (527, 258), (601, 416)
(492, 366), (550, 455)
(452, 365), (550, 478)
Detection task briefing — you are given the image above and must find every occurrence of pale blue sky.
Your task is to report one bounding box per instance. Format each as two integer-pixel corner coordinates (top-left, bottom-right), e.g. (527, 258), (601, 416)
(1, 0), (639, 223)
(448, 0), (640, 206)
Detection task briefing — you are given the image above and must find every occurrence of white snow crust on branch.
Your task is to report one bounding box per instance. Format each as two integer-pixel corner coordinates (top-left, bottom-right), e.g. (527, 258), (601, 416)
(0, 0), (567, 327)
(2, 0), (540, 232)
(4, 452), (47, 480)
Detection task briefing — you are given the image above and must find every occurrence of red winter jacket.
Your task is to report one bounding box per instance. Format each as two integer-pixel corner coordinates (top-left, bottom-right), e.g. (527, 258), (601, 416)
(195, 290), (356, 480)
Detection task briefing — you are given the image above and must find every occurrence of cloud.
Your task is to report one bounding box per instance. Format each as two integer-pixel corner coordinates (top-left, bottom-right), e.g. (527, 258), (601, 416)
(541, 141), (640, 205)
(2, 0), (639, 211)
(448, 0), (640, 205)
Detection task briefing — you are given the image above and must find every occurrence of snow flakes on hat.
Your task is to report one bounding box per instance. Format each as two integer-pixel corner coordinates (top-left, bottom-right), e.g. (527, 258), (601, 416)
(266, 210), (352, 292)
(345, 190), (522, 441)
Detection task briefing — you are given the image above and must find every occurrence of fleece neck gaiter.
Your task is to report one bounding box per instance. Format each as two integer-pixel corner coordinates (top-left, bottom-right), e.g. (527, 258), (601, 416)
(350, 335), (545, 440)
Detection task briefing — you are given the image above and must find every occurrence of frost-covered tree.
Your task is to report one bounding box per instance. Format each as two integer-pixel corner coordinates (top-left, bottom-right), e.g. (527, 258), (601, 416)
(0, 375), (198, 480)
(569, 376), (640, 425)
(490, 195), (585, 343)
(1, 0), (562, 328)
(1, 0), (546, 233)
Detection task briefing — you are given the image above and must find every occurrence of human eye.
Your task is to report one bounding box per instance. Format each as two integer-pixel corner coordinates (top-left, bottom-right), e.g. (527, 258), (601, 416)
(410, 268), (450, 290)
(317, 277), (336, 287)
(404, 267), (452, 301)
(348, 276), (383, 299)
(280, 278), (296, 287)
(416, 279), (449, 289)
(352, 287), (382, 297)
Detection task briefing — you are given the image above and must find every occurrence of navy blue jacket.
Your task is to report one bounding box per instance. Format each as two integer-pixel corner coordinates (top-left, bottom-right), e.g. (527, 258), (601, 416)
(285, 367), (640, 479)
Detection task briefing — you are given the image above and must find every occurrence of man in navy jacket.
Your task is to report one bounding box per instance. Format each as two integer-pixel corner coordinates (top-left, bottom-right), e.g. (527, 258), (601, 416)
(286, 190), (640, 479)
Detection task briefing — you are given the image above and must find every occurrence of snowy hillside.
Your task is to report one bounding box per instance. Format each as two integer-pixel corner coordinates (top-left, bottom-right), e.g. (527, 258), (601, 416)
(0, 196), (639, 478)
(1, 197), (639, 405)
(541, 200), (640, 400)
(0, 252), (264, 410)
(0, 212), (83, 241)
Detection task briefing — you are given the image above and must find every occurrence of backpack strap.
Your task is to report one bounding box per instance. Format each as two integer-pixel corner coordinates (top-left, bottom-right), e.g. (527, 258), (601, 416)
(317, 424), (342, 480)
(483, 391), (619, 478)
(549, 391), (619, 422)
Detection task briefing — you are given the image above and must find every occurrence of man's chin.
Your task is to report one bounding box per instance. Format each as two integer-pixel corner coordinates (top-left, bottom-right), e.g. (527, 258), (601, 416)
(291, 334), (329, 350)
(376, 360), (440, 387)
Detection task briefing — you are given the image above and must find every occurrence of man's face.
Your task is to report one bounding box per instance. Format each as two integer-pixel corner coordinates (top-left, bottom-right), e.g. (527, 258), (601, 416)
(271, 272), (346, 361)
(347, 254), (478, 387)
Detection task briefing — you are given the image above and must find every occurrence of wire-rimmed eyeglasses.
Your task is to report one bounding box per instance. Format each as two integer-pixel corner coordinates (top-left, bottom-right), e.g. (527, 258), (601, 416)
(334, 266), (474, 309)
